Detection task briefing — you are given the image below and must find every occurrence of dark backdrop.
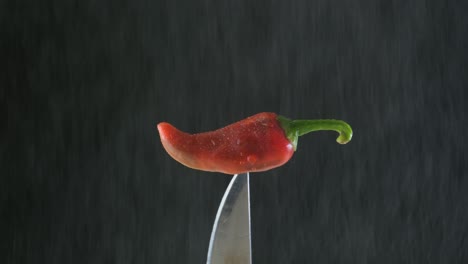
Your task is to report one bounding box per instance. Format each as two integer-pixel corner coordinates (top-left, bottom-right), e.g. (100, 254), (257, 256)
(2, 0), (468, 263)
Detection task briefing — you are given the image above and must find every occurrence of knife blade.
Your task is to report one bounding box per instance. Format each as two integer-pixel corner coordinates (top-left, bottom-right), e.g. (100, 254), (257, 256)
(206, 172), (252, 264)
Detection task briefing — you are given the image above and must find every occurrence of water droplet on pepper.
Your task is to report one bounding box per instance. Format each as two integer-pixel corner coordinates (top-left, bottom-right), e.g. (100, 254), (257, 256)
(247, 155), (257, 164)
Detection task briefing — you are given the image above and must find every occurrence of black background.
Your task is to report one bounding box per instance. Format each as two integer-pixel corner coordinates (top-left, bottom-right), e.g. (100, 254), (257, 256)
(2, 0), (468, 263)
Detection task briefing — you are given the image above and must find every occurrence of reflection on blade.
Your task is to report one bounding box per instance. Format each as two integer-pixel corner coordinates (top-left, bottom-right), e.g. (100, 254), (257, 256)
(207, 173), (251, 264)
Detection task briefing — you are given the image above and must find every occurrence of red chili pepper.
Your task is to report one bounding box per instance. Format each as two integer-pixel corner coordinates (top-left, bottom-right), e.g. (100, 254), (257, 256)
(157, 112), (352, 174)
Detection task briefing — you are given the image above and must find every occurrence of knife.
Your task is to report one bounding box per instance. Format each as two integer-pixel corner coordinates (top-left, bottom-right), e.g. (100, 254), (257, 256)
(206, 172), (252, 264)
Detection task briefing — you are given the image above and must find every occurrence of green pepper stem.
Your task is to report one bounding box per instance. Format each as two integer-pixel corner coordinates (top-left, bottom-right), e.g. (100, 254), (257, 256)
(277, 116), (353, 151)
